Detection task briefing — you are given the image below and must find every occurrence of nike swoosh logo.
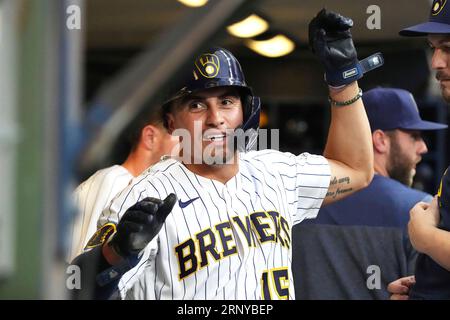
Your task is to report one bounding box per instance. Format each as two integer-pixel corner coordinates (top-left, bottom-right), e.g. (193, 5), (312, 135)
(178, 197), (200, 209)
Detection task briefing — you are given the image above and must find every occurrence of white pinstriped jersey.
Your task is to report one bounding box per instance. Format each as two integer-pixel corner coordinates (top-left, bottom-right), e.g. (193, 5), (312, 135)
(68, 165), (133, 262)
(98, 150), (331, 300)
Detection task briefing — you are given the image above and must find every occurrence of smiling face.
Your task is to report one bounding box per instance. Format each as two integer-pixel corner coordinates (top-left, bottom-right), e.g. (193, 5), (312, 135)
(166, 86), (244, 166)
(428, 34), (450, 102)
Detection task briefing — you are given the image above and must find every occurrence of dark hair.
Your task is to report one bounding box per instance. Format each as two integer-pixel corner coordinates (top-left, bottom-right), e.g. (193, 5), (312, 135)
(108, 107), (165, 165)
(127, 108), (165, 152)
(162, 101), (174, 129)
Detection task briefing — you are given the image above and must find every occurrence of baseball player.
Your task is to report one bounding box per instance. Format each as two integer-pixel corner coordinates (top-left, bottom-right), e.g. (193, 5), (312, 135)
(72, 9), (380, 300)
(68, 111), (179, 262)
(388, 0), (450, 300)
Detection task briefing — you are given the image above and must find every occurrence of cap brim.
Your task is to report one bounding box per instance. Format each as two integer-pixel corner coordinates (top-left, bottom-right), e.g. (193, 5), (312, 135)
(399, 22), (450, 36)
(400, 120), (448, 130)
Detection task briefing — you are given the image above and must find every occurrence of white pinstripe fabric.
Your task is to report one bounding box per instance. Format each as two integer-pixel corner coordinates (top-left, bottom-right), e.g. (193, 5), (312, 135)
(97, 151), (330, 300)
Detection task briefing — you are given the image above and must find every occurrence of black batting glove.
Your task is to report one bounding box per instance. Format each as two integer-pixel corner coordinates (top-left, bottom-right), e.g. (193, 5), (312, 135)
(309, 9), (361, 88)
(109, 194), (177, 257)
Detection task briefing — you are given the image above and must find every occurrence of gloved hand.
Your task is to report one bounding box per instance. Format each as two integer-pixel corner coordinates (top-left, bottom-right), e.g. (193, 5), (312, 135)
(309, 9), (361, 88)
(109, 194), (177, 257)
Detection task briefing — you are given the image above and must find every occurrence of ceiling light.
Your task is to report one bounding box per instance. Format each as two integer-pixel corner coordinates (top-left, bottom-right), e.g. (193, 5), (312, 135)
(177, 0), (208, 7)
(227, 14), (269, 38)
(246, 34), (295, 58)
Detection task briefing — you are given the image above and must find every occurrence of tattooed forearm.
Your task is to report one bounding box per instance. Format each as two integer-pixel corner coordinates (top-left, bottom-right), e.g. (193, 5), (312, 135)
(327, 176), (352, 199)
(330, 176), (350, 185)
(326, 191), (335, 197)
(330, 176), (338, 185)
(326, 187), (353, 199)
(335, 186), (353, 197)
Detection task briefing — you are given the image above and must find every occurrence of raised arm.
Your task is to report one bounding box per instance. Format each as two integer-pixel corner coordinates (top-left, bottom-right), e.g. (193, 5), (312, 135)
(323, 83), (373, 205)
(308, 9), (374, 205)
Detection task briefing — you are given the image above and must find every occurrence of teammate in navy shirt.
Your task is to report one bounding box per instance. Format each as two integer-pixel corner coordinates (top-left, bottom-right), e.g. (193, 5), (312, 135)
(295, 88), (447, 299)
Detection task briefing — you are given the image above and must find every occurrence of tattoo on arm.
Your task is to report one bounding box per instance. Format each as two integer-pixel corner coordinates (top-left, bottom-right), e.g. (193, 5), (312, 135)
(326, 191), (334, 197)
(330, 176), (338, 185)
(327, 176), (352, 199)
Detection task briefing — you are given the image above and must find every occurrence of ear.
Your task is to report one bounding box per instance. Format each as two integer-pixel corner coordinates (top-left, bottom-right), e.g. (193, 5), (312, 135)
(141, 124), (157, 150)
(372, 129), (390, 154)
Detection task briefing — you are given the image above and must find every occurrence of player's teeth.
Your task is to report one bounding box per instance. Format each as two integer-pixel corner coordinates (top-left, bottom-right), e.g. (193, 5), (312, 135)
(204, 135), (224, 141)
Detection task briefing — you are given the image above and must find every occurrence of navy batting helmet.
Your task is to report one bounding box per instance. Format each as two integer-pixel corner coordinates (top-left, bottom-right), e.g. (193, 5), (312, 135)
(162, 47), (261, 150)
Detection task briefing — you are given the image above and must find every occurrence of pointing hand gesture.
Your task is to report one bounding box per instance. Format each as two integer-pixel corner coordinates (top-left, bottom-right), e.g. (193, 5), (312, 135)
(110, 194), (177, 257)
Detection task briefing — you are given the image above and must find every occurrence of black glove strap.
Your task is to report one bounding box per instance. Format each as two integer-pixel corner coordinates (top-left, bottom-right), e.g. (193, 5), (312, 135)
(359, 52), (384, 74)
(325, 63), (363, 88)
(326, 53), (384, 88)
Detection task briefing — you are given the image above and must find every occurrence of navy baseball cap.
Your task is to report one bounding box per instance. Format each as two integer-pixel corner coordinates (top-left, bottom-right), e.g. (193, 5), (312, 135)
(362, 88), (448, 132)
(400, 0), (450, 36)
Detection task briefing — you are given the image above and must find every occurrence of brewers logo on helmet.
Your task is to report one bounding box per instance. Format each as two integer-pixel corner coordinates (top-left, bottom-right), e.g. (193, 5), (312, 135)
(194, 54), (220, 79)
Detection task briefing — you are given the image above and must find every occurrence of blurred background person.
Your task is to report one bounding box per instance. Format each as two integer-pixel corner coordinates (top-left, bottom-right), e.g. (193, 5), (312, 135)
(68, 111), (179, 262)
(294, 87), (447, 300)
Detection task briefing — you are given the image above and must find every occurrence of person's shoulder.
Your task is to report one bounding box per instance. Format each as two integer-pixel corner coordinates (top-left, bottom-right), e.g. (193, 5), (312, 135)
(96, 165), (133, 185)
(117, 158), (182, 201)
(101, 164), (131, 177)
(242, 151), (329, 178)
(76, 165), (131, 191)
(243, 149), (324, 163)
(374, 175), (426, 193)
(437, 166), (450, 229)
(372, 175), (432, 204)
(241, 150), (294, 168)
(137, 157), (181, 180)
(244, 149), (285, 159)
(437, 166), (450, 199)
